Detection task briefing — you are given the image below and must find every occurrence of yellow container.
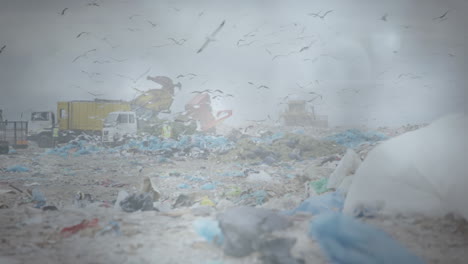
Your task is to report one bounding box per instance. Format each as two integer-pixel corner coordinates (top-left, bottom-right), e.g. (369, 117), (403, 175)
(57, 100), (131, 132)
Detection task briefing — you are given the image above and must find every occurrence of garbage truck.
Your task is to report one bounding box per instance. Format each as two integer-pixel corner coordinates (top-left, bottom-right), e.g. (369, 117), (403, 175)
(29, 99), (131, 147)
(0, 109), (28, 154)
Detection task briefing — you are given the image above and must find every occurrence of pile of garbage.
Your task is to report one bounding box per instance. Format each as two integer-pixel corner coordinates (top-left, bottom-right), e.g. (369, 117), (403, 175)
(45, 134), (235, 159)
(45, 130), (347, 163)
(325, 129), (388, 149)
(228, 132), (345, 163)
(46, 139), (101, 158)
(118, 134), (234, 155)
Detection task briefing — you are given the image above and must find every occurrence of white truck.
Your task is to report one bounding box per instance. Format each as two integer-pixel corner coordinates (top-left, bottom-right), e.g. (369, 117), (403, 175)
(102, 111), (138, 144)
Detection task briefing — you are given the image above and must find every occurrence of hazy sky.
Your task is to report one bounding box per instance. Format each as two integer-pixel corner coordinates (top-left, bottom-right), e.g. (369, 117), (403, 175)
(0, 0), (466, 127)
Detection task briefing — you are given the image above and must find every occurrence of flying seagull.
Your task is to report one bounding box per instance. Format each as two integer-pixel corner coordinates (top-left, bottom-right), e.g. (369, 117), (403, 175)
(147, 20), (157, 27)
(381, 13), (388, 21)
(0, 45), (5, 54)
(72, 48), (97, 63)
(272, 51), (298, 60)
(176, 73), (197, 79)
(87, 91), (103, 97)
(299, 40), (315, 52)
(168, 38), (187, 45)
(129, 14), (141, 20)
(237, 39), (256, 47)
(117, 67), (152, 83)
(60, 8), (68, 15)
(76, 32), (90, 38)
(93, 59), (111, 64)
(296, 82), (314, 89)
(75, 86), (103, 97)
(108, 57), (128, 62)
(308, 10), (333, 19)
(191, 89), (214, 94)
(81, 70), (101, 79)
(197, 20), (226, 53)
(433, 10), (449, 21)
(257, 85), (270, 90)
(87, 1), (100, 7)
(308, 91), (323, 100)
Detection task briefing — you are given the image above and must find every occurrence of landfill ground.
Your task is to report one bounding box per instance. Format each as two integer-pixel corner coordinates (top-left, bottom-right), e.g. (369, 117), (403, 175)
(0, 126), (467, 264)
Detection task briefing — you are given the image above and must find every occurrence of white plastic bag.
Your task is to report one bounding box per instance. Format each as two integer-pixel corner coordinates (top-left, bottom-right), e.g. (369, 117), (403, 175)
(344, 113), (468, 219)
(327, 149), (361, 190)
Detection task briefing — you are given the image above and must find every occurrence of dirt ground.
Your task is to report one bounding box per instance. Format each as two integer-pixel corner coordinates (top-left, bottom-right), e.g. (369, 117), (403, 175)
(1, 131), (467, 264)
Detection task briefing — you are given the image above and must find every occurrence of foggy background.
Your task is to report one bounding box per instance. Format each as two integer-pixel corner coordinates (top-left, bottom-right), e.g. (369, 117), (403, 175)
(0, 0), (466, 128)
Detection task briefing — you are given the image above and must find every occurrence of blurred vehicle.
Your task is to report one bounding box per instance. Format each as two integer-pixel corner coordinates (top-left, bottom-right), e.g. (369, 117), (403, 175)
(281, 100), (328, 127)
(29, 99), (131, 147)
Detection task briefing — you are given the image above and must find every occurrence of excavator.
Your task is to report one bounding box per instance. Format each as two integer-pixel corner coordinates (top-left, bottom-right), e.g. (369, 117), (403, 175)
(131, 76), (232, 133)
(184, 93), (232, 132)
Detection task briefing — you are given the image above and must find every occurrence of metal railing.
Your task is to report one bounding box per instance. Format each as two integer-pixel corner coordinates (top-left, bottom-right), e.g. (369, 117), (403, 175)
(0, 121), (28, 147)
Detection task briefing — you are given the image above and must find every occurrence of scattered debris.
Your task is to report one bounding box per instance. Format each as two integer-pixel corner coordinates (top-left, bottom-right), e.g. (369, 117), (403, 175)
(119, 193), (155, 213)
(218, 206), (291, 257)
(61, 218), (100, 238)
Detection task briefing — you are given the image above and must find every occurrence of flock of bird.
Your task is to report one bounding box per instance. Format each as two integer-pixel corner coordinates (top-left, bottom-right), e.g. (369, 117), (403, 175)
(0, 3), (454, 111)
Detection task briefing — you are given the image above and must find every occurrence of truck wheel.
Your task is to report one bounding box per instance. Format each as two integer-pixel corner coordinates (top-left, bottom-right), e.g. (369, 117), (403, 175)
(38, 135), (52, 148)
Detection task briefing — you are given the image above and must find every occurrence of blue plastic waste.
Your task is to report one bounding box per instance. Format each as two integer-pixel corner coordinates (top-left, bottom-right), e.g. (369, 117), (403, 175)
(285, 191), (344, 216)
(293, 129), (305, 135)
(193, 218), (224, 245)
(201, 183), (216, 190)
(32, 188), (46, 208)
(46, 140), (101, 157)
(6, 165), (30, 172)
(74, 149), (91, 156)
(177, 183), (190, 189)
(325, 129), (388, 149)
(310, 212), (425, 264)
(220, 171), (244, 177)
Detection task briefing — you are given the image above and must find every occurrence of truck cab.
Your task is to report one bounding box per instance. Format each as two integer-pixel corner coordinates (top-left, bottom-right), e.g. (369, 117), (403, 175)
(29, 111), (55, 136)
(27, 111), (55, 148)
(102, 111), (137, 144)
